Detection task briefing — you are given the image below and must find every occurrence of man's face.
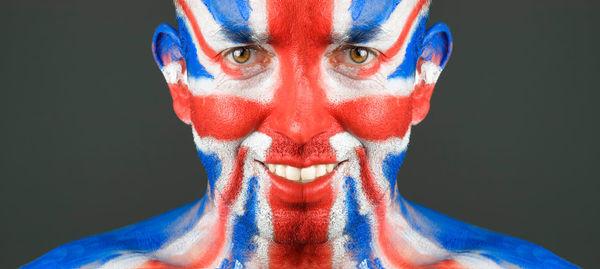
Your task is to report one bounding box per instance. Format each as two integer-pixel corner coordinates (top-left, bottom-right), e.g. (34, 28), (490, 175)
(153, 0), (451, 245)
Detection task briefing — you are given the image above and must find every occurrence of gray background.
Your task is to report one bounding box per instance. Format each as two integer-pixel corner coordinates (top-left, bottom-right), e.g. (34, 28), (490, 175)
(1, 0), (598, 268)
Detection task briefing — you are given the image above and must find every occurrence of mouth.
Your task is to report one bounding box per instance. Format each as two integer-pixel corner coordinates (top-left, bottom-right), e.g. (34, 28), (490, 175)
(257, 161), (345, 204)
(264, 163), (339, 183)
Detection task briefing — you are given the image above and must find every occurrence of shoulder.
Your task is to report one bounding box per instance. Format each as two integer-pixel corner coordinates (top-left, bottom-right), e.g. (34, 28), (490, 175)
(400, 198), (579, 269)
(21, 198), (206, 269)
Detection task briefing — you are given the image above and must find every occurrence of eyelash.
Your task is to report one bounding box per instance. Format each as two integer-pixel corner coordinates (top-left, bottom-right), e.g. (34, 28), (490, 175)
(221, 45), (272, 78)
(329, 45), (381, 78)
(219, 45), (380, 79)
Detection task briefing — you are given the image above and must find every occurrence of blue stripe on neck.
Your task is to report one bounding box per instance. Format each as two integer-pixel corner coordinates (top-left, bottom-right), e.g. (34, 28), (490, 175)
(382, 150), (407, 195)
(230, 176), (259, 264)
(344, 177), (373, 263)
(196, 149), (222, 194)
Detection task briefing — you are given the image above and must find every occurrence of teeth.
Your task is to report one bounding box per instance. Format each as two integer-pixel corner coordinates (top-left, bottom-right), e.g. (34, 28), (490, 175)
(265, 163), (338, 183)
(285, 166), (301, 181)
(326, 164), (336, 173)
(300, 166), (316, 181)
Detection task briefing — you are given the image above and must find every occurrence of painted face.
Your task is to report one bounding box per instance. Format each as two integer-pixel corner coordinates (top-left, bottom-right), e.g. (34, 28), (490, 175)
(153, 0), (451, 266)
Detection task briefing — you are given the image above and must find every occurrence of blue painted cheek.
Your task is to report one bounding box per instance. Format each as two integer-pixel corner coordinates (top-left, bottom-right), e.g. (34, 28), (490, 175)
(177, 17), (214, 79)
(197, 149), (222, 191)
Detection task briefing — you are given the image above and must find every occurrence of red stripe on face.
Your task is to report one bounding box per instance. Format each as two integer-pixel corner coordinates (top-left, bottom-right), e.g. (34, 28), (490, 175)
(189, 95), (271, 140)
(331, 96), (413, 141)
(264, 0), (336, 266)
(384, 0), (429, 59)
(261, 0), (338, 145)
(175, 0), (218, 58)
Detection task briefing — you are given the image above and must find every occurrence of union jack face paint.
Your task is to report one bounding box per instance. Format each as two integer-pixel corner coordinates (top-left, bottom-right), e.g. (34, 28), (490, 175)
(23, 1), (578, 269)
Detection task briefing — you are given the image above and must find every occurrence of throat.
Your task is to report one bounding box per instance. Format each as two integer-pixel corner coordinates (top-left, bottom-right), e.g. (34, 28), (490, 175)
(268, 241), (334, 269)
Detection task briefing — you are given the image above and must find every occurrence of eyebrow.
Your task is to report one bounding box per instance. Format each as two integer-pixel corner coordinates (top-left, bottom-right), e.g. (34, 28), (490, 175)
(220, 26), (254, 44)
(346, 24), (384, 44)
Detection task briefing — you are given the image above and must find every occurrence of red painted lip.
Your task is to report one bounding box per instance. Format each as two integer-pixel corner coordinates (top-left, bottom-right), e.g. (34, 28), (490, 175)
(260, 161), (345, 205)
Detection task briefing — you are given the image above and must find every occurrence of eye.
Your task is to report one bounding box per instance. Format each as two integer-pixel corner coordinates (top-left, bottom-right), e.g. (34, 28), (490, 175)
(328, 45), (380, 78)
(224, 46), (270, 67)
(349, 47), (370, 64)
(231, 47), (251, 64)
(329, 46), (378, 67)
(221, 46), (273, 78)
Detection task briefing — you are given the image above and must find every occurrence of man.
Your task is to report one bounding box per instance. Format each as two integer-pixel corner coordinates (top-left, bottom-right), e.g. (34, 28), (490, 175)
(24, 0), (577, 268)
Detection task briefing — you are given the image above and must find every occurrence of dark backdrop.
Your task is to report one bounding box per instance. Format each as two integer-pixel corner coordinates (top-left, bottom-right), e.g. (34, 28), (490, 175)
(1, 0), (598, 268)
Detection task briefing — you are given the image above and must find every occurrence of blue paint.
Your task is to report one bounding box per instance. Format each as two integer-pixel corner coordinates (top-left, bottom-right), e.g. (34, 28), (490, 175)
(397, 196), (578, 268)
(201, 0), (253, 43)
(349, 0), (402, 43)
(344, 177), (373, 263)
(382, 150), (407, 194)
(230, 176), (259, 264)
(177, 17), (214, 79)
(197, 149), (222, 192)
(367, 258), (385, 269)
(419, 22), (453, 69)
(152, 23), (183, 69)
(388, 15), (427, 79)
(22, 198), (207, 269)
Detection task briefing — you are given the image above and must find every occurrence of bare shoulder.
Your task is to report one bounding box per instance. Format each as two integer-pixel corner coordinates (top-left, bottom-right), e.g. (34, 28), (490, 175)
(21, 199), (204, 269)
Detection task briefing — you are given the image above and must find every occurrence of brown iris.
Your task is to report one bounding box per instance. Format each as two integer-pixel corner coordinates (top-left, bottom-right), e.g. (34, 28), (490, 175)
(232, 47), (251, 64)
(349, 47), (369, 64)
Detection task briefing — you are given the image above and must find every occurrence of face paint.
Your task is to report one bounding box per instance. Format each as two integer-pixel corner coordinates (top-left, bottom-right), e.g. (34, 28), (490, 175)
(23, 0), (577, 268)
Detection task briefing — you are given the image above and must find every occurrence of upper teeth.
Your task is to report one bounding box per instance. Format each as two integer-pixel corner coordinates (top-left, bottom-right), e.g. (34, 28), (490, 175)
(265, 163), (337, 183)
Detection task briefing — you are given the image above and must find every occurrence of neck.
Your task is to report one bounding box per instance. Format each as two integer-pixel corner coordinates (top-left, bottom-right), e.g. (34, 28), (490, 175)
(160, 188), (455, 269)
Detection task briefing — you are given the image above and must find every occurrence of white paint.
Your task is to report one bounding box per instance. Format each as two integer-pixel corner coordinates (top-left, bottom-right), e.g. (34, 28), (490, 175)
(454, 253), (509, 269)
(162, 62), (186, 85)
(418, 61), (442, 85)
(331, 0), (353, 40)
(94, 253), (149, 269)
(248, 0), (269, 40)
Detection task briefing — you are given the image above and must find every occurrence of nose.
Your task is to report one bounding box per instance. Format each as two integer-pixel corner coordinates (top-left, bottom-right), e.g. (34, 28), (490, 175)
(261, 81), (340, 145)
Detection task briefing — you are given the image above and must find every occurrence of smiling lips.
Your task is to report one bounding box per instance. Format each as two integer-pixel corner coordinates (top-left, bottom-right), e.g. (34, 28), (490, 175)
(265, 163), (339, 183)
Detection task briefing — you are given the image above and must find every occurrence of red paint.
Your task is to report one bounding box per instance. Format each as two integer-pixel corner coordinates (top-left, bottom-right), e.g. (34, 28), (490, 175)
(264, 130), (339, 168)
(189, 95), (270, 140)
(356, 147), (385, 204)
(269, 243), (333, 269)
(384, 0), (429, 58)
(411, 82), (435, 125)
(357, 56), (383, 77)
(222, 148), (248, 205)
(167, 82), (192, 125)
(218, 55), (244, 77)
(260, 0), (338, 145)
(331, 96), (413, 141)
(261, 0), (336, 266)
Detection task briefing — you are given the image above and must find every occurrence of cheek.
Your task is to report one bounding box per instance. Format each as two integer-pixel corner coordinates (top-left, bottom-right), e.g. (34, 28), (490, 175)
(190, 96), (269, 140)
(331, 96), (412, 141)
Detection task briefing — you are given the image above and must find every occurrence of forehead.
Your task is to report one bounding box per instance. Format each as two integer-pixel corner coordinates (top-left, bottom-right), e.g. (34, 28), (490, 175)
(178, 0), (429, 45)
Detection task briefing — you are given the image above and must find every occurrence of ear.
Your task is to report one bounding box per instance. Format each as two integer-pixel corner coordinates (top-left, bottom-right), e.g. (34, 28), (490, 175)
(152, 23), (192, 125)
(411, 22), (453, 125)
